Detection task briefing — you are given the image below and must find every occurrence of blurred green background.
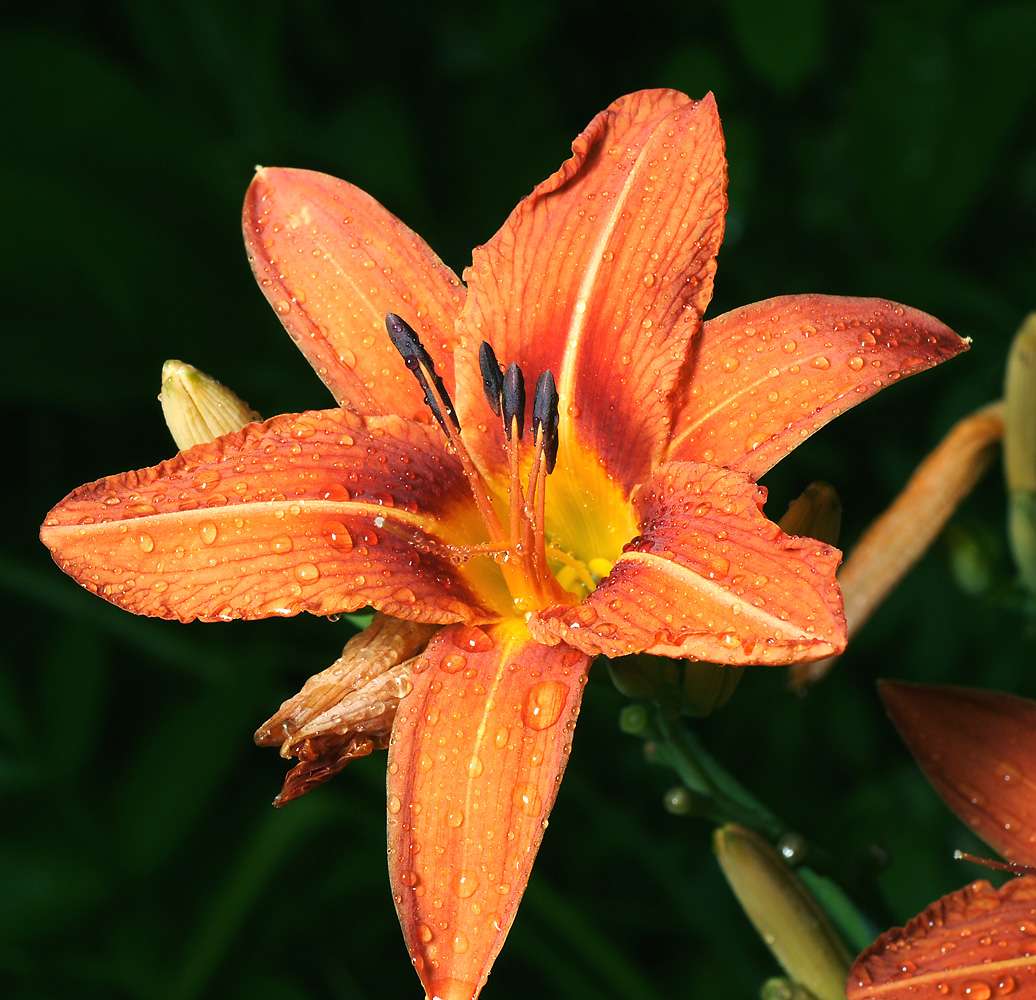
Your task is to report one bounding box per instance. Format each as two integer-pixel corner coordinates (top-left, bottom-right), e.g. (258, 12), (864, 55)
(4, 0), (1035, 997)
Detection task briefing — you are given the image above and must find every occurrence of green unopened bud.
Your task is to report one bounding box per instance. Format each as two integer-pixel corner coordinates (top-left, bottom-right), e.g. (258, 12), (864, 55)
(714, 824), (851, 1000)
(159, 360), (260, 450)
(607, 654), (682, 703)
(943, 522), (997, 595)
(777, 482), (841, 546)
(683, 660), (744, 716)
(1004, 314), (1036, 595)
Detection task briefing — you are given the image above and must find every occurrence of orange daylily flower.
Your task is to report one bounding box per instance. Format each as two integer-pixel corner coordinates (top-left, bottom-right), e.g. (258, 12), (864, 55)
(848, 683), (1036, 998)
(41, 90), (967, 1000)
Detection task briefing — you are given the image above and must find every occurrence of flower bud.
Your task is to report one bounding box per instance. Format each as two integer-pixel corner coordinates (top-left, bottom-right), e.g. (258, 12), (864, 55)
(777, 482), (841, 546)
(607, 653), (681, 703)
(1004, 313), (1036, 595)
(714, 824), (851, 1000)
(682, 660), (744, 716)
(159, 359), (260, 450)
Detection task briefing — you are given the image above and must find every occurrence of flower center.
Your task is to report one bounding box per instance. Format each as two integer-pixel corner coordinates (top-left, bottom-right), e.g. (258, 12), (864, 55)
(386, 313), (576, 615)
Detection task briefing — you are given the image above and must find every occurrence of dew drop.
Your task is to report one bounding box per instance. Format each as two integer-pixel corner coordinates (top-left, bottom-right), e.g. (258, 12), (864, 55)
(294, 563), (320, 583)
(809, 355), (831, 370)
(451, 870), (479, 899)
(522, 680), (568, 731)
(960, 981), (991, 1000)
(137, 533), (154, 553)
(387, 794), (402, 814)
(512, 782), (543, 816)
(451, 931), (469, 954)
(720, 356), (740, 373)
(441, 653), (467, 674)
(466, 754), (484, 778)
(446, 808), (464, 828)
(417, 923), (433, 943)
(274, 299), (291, 315)
(199, 521), (218, 545)
(451, 625), (494, 652)
(847, 355), (864, 371)
(322, 520), (354, 553)
(781, 340), (796, 354)
(642, 272), (656, 287)
(270, 535), (293, 553)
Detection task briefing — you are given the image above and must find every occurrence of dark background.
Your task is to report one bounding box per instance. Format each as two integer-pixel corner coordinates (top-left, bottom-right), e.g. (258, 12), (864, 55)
(4, 1), (1035, 997)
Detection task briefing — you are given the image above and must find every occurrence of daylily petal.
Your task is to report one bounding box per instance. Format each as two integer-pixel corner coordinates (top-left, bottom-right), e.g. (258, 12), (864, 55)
(41, 408), (504, 624)
(665, 294), (968, 478)
(244, 167), (465, 418)
(387, 621), (592, 1000)
(530, 462), (844, 664)
(880, 681), (1036, 868)
(456, 89), (726, 490)
(848, 877), (1036, 999)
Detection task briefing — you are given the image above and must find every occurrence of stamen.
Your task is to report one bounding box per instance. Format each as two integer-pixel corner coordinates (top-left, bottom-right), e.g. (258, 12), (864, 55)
(502, 363), (526, 441)
(532, 371), (560, 474)
(384, 313), (505, 545)
(479, 341), (503, 417)
(385, 313), (460, 434)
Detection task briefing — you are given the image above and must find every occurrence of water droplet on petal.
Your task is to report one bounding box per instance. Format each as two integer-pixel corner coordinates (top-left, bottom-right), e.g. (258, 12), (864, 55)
(137, 533), (154, 552)
(270, 535), (293, 553)
(441, 653), (467, 674)
(294, 563), (320, 583)
(512, 782), (543, 816)
(809, 355), (830, 370)
(322, 520), (353, 553)
(522, 680), (568, 731)
(466, 754), (484, 778)
(446, 808), (464, 828)
(847, 355), (864, 371)
(451, 870), (479, 898)
(417, 923), (433, 943)
(387, 794), (402, 814)
(199, 521), (218, 545)
(960, 981), (991, 1000)
(451, 625), (494, 652)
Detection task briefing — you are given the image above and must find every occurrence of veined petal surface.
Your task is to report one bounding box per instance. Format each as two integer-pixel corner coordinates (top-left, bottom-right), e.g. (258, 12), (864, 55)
(457, 89), (726, 490)
(387, 621), (592, 1000)
(881, 681), (1036, 868)
(244, 167), (465, 418)
(530, 462), (844, 664)
(665, 295), (968, 478)
(848, 877), (1036, 999)
(41, 409), (500, 624)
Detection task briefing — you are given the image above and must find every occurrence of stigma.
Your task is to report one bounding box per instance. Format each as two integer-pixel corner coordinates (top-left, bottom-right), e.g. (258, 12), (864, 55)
(385, 314), (570, 615)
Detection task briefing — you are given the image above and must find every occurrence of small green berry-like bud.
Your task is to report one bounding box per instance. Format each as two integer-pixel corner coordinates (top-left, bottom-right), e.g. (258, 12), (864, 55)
(618, 703), (649, 735)
(159, 360), (260, 450)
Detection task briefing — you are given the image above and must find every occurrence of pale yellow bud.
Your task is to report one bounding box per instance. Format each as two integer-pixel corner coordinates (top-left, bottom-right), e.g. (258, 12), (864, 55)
(159, 360), (260, 450)
(1004, 313), (1036, 594)
(714, 824), (851, 1000)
